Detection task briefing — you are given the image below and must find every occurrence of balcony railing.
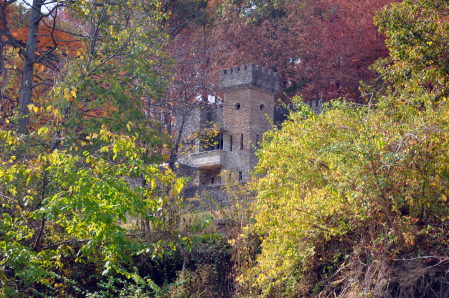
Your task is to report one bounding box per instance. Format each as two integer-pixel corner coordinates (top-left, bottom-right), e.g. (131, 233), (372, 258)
(189, 150), (225, 169)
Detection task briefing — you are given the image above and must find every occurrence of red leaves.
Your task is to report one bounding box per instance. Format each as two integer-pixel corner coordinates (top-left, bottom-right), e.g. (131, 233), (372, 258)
(208, 0), (398, 103)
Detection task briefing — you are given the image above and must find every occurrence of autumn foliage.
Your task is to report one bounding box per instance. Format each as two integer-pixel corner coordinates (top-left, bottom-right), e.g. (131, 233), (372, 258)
(238, 0), (449, 296)
(2, 0), (449, 296)
(204, 0), (398, 102)
(0, 3), (83, 125)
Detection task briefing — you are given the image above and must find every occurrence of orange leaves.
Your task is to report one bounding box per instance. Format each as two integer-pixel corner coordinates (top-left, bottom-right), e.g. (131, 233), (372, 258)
(12, 26), (83, 57)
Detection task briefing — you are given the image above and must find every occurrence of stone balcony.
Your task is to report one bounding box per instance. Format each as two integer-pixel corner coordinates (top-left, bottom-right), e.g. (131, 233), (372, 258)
(190, 150), (225, 169)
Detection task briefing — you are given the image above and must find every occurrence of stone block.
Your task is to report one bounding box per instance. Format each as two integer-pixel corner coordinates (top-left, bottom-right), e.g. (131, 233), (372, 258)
(219, 64), (280, 93)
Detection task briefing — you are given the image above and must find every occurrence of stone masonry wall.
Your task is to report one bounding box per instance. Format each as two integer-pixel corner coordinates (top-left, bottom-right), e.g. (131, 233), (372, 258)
(221, 88), (275, 181)
(219, 64), (279, 182)
(220, 64), (279, 93)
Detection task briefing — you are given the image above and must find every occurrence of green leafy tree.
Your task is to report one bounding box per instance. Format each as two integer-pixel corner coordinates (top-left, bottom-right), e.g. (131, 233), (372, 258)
(0, 0), (187, 296)
(0, 127), (183, 296)
(373, 0), (449, 102)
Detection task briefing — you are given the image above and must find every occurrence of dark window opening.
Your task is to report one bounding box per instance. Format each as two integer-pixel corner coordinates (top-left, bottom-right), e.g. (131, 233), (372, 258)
(238, 171), (243, 181)
(256, 134), (259, 148)
(260, 104), (265, 111)
(230, 135), (233, 151)
(211, 177), (215, 185)
(219, 133), (224, 150)
(205, 110), (212, 121)
(240, 134), (244, 150)
(235, 103), (241, 110)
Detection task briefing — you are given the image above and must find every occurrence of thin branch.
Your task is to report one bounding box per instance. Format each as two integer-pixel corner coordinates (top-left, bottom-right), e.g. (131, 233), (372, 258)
(393, 255), (449, 261)
(35, 7), (59, 63)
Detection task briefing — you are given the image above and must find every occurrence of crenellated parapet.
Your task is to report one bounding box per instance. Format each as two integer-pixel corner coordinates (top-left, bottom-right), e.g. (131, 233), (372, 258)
(219, 64), (279, 94)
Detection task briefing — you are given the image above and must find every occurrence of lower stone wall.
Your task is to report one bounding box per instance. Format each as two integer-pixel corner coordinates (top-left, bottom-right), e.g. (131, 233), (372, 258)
(182, 185), (228, 208)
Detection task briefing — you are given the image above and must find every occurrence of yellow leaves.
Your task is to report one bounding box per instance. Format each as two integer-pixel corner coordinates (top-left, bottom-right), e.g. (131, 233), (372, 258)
(28, 104), (40, 114)
(64, 88), (77, 102)
(37, 126), (49, 136)
(82, 7), (90, 16)
(52, 108), (60, 118)
(245, 96), (449, 294)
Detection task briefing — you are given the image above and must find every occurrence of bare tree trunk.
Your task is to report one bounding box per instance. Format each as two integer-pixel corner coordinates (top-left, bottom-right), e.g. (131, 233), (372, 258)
(18, 0), (44, 134)
(169, 109), (187, 170)
(0, 41), (4, 78)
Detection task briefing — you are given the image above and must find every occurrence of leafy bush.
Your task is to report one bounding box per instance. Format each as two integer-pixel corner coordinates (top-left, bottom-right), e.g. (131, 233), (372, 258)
(239, 1), (449, 295)
(242, 95), (449, 295)
(0, 127), (184, 296)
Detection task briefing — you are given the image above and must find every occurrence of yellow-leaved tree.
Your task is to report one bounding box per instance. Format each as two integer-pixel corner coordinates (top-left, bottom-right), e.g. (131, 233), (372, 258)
(239, 0), (449, 296)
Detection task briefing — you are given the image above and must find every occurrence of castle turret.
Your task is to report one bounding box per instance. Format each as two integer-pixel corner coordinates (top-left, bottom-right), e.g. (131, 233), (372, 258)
(219, 64), (279, 93)
(180, 64), (279, 187)
(219, 64), (279, 182)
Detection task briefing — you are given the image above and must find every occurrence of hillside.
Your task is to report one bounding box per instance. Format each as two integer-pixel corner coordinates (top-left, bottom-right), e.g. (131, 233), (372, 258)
(1, 0), (449, 297)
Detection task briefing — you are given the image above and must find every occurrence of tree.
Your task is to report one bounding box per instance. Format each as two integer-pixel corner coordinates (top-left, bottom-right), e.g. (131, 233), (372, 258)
(152, 0), (220, 169)
(0, 127), (183, 296)
(373, 0), (449, 102)
(239, 0), (449, 296)
(0, 0), (186, 295)
(0, 0), (82, 130)
(210, 0), (396, 102)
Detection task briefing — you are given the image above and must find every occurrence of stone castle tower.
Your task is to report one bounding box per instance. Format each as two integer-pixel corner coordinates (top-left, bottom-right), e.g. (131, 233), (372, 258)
(219, 64), (279, 182)
(180, 64), (279, 190)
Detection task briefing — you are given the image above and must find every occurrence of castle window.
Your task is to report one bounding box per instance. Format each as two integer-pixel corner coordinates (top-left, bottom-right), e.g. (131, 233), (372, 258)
(211, 177), (215, 185)
(235, 103), (241, 110)
(238, 171), (243, 181)
(230, 135), (233, 151)
(256, 134), (259, 148)
(240, 134), (244, 150)
(206, 110), (212, 121)
(260, 104), (265, 111)
(218, 132), (224, 150)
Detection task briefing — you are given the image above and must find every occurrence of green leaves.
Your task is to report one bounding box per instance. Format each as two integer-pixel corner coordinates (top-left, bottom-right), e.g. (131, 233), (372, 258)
(0, 127), (184, 294)
(239, 3), (449, 294)
(243, 94), (449, 295)
(374, 0), (449, 102)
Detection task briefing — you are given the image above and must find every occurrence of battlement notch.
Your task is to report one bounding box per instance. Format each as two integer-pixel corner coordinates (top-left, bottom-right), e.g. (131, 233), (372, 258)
(219, 64), (279, 93)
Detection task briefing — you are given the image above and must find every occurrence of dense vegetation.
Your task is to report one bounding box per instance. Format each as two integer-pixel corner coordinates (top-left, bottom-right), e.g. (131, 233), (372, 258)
(1, 0), (449, 296)
(242, 0), (449, 296)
